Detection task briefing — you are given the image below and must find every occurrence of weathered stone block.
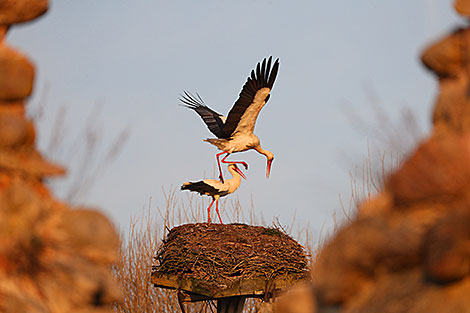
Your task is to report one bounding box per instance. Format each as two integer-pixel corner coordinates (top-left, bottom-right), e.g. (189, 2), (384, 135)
(0, 44), (34, 100)
(0, 26), (7, 41)
(313, 212), (429, 306)
(0, 114), (35, 148)
(421, 28), (470, 79)
(0, 0), (48, 25)
(455, 0), (470, 16)
(345, 269), (470, 313)
(424, 211), (470, 283)
(58, 209), (120, 264)
(387, 135), (470, 207)
(432, 78), (470, 134)
(0, 149), (65, 177)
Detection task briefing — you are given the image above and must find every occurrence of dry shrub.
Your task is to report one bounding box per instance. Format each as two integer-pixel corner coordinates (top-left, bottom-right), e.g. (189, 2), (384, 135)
(335, 85), (420, 231)
(342, 84), (423, 155)
(345, 148), (402, 214)
(29, 86), (129, 204)
(113, 208), (180, 313)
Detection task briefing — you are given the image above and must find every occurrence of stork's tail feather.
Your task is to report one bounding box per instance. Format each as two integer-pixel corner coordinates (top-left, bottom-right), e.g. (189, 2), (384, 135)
(204, 138), (217, 144)
(204, 138), (228, 150)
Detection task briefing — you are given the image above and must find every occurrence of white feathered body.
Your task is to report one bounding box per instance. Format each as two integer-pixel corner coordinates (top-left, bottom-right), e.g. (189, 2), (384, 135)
(205, 133), (260, 154)
(181, 164), (243, 200)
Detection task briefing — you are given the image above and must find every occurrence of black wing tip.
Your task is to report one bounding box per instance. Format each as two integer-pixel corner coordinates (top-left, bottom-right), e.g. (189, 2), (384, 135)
(267, 57), (280, 88)
(181, 181), (201, 190)
(179, 90), (206, 109)
(252, 56), (280, 88)
(261, 56), (279, 66)
(181, 181), (218, 195)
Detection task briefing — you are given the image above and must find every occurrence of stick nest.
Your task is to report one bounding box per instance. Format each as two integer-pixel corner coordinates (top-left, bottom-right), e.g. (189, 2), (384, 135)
(153, 223), (309, 285)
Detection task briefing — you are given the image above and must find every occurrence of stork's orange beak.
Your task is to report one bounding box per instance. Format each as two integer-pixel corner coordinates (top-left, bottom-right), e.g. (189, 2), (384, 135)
(233, 165), (247, 180)
(266, 159), (273, 178)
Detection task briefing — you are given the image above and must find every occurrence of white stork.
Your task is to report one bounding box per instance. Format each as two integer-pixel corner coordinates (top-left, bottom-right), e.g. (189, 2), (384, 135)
(181, 163), (246, 224)
(180, 56), (279, 183)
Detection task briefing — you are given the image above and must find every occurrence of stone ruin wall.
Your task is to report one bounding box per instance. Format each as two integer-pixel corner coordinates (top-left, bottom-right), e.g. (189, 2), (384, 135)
(274, 1), (470, 313)
(0, 2), (121, 313)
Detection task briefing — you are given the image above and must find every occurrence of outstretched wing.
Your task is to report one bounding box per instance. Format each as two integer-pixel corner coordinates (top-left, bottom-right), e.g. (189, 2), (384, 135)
(180, 91), (226, 138)
(220, 57), (280, 138)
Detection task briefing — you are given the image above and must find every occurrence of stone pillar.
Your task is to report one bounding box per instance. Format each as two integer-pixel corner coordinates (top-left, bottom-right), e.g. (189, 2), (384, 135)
(308, 2), (470, 313)
(273, 2), (470, 313)
(0, 2), (121, 313)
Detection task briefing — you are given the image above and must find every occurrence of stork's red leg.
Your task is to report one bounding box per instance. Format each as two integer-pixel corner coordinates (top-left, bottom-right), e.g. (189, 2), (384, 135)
(220, 153), (248, 170)
(206, 199), (215, 223)
(216, 151), (228, 183)
(215, 199), (223, 224)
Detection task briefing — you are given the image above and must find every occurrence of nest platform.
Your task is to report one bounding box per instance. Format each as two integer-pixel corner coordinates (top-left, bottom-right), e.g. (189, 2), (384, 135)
(152, 223), (309, 310)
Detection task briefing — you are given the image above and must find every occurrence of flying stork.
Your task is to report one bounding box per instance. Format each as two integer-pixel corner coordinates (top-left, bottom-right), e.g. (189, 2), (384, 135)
(180, 56), (279, 183)
(181, 163), (246, 224)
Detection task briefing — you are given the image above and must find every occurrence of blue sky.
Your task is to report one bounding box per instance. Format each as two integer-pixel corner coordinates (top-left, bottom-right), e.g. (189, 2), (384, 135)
(8, 1), (462, 236)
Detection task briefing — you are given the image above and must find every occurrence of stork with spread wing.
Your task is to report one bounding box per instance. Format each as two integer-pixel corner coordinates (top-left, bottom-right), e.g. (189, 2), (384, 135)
(181, 56), (279, 182)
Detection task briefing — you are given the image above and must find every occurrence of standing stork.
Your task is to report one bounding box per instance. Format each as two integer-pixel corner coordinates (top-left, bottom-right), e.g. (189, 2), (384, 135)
(180, 56), (279, 183)
(181, 163), (246, 224)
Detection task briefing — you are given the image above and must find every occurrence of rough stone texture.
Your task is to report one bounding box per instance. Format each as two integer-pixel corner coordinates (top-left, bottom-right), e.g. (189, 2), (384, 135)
(421, 28), (469, 79)
(0, 44), (35, 100)
(421, 28), (470, 78)
(0, 178), (122, 309)
(0, 26), (7, 41)
(310, 136), (470, 313)
(424, 211), (470, 283)
(0, 100), (27, 115)
(345, 270), (470, 313)
(313, 206), (446, 306)
(455, 0), (470, 16)
(387, 134), (470, 207)
(0, 113), (35, 148)
(272, 283), (316, 313)
(58, 209), (120, 264)
(421, 28), (470, 134)
(274, 4), (470, 313)
(0, 0), (48, 25)
(309, 133), (470, 313)
(432, 77), (470, 134)
(0, 3), (121, 313)
(0, 148), (65, 177)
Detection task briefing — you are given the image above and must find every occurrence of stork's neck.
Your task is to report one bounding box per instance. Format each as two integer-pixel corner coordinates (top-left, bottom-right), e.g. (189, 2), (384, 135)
(226, 167), (242, 192)
(254, 145), (272, 159)
(228, 167), (242, 181)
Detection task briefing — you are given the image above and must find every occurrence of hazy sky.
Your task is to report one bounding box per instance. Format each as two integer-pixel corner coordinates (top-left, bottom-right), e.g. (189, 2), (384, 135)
(8, 1), (462, 237)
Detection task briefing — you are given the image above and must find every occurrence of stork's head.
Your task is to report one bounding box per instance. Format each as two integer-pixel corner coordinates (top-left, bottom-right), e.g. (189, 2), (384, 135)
(228, 163), (246, 180)
(265, 151), (274, 178)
